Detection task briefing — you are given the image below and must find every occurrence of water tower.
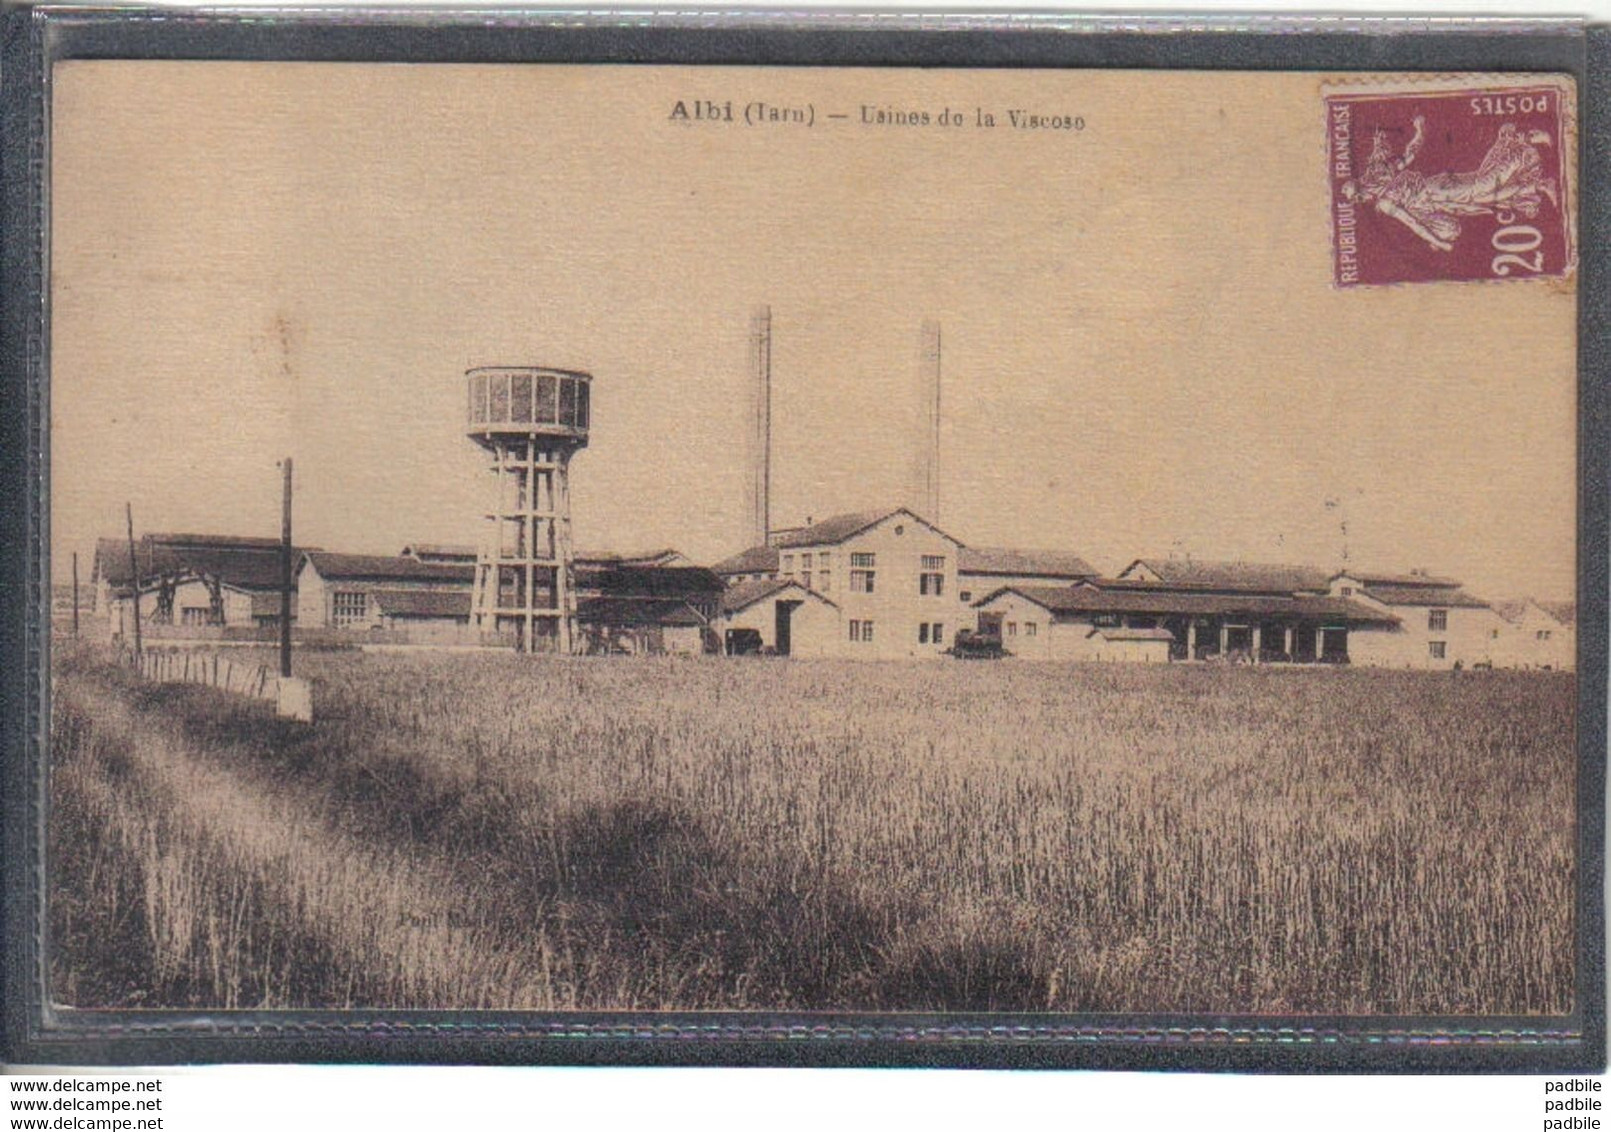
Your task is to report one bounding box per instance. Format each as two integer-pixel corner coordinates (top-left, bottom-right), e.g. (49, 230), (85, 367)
(466, 365), (592, 653)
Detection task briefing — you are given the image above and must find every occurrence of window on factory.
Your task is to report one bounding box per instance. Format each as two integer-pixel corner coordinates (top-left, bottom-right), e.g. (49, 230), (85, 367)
(959, 591), (972, 603)
(818, 552), (830, 568)
(1428, 609), (1448, 631)
(1025, 622), (1037, 637)
(181, 607), (208, 627)
(819, 570), (831, 593)
(1340, 586), (1354, 596)
(782, 554), (794, 573)
(850, 570), (875, 593)
(802, 571), (812, 590)
(1006, 622), (1017, 637)
(849, 620), (859, 641)
(919, 624), (929, 644)
(333, 592), (368, 627)
(921, 555), (945, 570)
(919, 563), (944, 596)
(931, 622), (944, 645)
(850, 553), (875, 568)
(1429, 641), (1447, 659)
(862, 620), (874, 642)
(1538, 629), (1553, 641)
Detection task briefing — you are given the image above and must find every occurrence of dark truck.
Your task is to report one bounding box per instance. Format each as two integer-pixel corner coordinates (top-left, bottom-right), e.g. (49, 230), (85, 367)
(947, 628), (1009, 659)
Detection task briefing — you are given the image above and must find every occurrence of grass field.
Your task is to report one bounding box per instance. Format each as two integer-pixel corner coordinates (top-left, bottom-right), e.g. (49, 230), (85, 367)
(49, 644), (1576, 1014)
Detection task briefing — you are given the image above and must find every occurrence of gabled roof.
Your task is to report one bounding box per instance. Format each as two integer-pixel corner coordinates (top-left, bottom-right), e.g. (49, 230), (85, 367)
(575, 597), (707, 627)
(371, 590), (473, 619)
(1120, 558), (1334, 594)
(958, 547), (1097, 579)
(300, 552), (474, 584)
(95, 533), (314, 593)
(1535, 599), (1577, 626)
(400, 543), (477, 562)
(1359, 584), (1488, 609)
(712, 545), (781, 576)
(719, 577), (839, 614)
(1335, 569), (1463, 588)
(975, 584), (1399, 625)
(770, 507), (959, 549)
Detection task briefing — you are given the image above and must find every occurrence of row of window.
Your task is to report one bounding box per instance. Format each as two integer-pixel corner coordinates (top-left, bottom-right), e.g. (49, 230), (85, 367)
(845, 620), (949, 645)
(333, 592), (368, 626)
(1003, 621), (1039, 637)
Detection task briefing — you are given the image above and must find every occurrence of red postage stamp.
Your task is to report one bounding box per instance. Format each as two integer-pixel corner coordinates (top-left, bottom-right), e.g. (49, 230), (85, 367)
(1325, 79), (1576, 287)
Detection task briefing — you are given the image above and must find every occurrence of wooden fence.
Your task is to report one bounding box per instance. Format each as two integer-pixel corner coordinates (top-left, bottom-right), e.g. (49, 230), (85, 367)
(133, 650), (311, 720)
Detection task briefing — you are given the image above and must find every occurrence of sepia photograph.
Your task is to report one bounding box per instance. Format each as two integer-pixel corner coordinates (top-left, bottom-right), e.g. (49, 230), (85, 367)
(36, 54), (1588, 1041)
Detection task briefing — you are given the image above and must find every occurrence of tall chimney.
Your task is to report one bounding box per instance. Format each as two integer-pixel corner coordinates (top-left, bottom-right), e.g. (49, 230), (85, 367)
(920, 320), (942, 523)
(749, 306), (772, 546)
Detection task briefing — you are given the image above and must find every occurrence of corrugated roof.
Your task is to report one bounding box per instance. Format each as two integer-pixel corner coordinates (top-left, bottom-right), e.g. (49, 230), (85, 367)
(302, 552), (474, 583)
(94, 534), (312, 592)
(712, 546), (781, 576)
(589, 566), (725, 599)
(575, 548), (687, 568)
(575, 597), (707, 627)
(1124, 558), (1334, 593)
(1360, 584), (1489, 609)
(718, 577), (838, 614)
(371, 590), (473, 619)
(979, 584), (1399, 624)
(147, 532), (284, 550)
(958, 547), (1096, 579)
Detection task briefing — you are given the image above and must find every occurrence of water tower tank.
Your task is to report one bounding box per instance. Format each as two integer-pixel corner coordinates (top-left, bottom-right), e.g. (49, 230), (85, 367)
(465, 366), (592, 653)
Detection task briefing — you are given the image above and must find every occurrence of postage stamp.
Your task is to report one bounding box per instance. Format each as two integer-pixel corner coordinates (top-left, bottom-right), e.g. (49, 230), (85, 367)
(1325, 78), (1577, 287)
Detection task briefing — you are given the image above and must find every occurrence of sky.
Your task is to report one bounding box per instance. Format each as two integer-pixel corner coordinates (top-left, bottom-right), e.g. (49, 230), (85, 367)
(49, 62), (1578, 600)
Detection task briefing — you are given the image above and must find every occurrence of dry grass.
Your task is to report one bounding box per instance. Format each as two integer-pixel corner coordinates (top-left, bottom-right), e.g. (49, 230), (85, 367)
(49, 643), (1576, 1014)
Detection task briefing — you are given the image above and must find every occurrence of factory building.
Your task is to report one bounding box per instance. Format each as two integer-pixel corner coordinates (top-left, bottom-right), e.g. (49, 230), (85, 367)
(716, 578), (841, 657)
(968, 559), (1523, 669)
(716, 508), (965, 659)
(1323, 570), (1508, 669)
(296, 552), (477, 643)
(1489, 599), (1577, 671)
(573, 566), (725, 655)
(94, 532), (311, 641)
(972, 568), (1396, 664)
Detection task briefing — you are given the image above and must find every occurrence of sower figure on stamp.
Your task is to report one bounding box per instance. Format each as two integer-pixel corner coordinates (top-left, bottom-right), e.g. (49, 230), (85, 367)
(1341, 115), (1559, 252)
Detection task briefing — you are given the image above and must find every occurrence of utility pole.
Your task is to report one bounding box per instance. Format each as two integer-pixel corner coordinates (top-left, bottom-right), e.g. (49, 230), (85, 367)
(124, 503), (142, 657)
(71, 551), (79, 638)
(279, 457), (293, 678)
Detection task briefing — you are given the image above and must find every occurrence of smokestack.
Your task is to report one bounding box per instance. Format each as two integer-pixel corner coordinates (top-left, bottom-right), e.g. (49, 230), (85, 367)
(749, 305), (772, 546)
(920, 320), (941, 523)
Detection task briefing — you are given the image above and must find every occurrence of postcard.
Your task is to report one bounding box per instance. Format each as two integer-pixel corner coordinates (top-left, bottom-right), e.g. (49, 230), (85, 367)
(24, 51), (1596, 1066)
